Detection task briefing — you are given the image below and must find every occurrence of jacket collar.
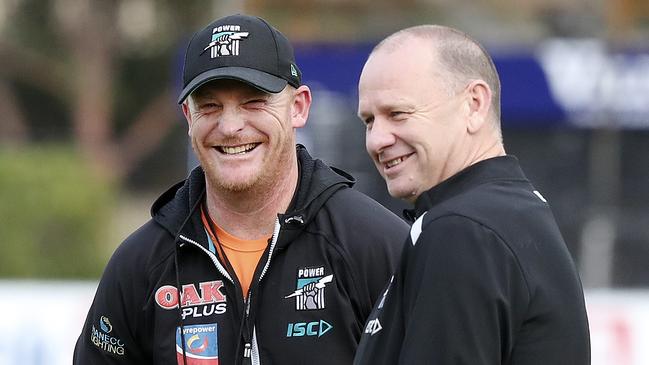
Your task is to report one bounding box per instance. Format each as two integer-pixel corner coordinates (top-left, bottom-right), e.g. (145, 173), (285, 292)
(404, 155), (527, 222)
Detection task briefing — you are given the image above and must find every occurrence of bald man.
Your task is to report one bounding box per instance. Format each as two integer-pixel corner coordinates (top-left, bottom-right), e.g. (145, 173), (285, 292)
(353, 25), (590, 365)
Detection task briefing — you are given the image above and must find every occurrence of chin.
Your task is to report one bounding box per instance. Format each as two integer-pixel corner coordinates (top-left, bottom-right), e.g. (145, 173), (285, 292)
(387, 183), (419, 202)
(219, 181), (256, 193)
(206, 170), (260, 193)
(386, 184), (408, 200)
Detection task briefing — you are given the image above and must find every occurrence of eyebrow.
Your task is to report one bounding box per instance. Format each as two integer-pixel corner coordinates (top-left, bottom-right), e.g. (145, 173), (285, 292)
(359, 100), (414, 116)
(194, 82), (270, 98)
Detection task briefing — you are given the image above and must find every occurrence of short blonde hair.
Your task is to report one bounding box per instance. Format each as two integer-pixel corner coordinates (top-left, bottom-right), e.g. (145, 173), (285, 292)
(373, 25), (502, 123)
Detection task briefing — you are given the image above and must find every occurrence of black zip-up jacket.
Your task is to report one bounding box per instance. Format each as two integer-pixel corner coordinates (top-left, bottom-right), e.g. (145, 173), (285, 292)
(74, 146), (407, 365)
(354, 156), (590, 365)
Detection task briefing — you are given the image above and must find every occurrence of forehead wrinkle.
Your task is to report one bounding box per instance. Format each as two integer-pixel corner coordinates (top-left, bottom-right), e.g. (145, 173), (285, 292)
(193, 80), (270, 101)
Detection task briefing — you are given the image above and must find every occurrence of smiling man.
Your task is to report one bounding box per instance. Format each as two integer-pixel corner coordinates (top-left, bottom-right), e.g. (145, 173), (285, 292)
(353, 25), (590, 365)
(74, 14), (406, 365)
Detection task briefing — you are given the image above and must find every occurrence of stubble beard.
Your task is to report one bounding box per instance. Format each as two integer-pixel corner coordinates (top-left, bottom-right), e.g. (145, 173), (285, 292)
(198, 138), (295, 196)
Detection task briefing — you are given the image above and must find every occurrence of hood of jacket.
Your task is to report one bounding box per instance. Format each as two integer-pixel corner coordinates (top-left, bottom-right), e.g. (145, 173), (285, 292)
(150, 145), (355, 249)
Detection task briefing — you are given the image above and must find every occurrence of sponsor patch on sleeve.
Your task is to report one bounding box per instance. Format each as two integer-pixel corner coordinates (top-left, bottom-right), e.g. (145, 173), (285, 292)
(175, 323), (219, 365)
(90, 315), (125, 356)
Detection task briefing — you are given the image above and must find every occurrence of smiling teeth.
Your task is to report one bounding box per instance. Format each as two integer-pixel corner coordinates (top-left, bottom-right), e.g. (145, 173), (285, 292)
(221, 143), (257, 155)
(386, 157), (404, 168)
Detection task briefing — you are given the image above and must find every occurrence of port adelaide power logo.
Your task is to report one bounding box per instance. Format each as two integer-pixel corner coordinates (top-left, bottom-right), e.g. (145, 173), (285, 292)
(284, 266), (333, 311)
(203, 24), (249, 58)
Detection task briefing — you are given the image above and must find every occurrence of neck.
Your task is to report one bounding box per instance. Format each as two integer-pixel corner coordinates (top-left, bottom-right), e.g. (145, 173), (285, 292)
(471, 139), (506, 163)
(205, 159), (299, 240)
(463, 125), (506, 169)
(428, 134), (505, 200)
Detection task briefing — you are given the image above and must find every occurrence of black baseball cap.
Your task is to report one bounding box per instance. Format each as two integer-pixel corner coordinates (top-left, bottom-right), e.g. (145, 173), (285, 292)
(177, 14), (302, 104)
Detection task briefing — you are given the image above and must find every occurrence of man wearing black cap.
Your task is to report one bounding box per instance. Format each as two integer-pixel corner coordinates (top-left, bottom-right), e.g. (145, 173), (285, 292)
(74, 14), (407, 365)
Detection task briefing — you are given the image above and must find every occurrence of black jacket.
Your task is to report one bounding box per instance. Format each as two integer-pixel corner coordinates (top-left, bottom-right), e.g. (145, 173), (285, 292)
(74, 146), (407, 364)
(354, 156), (590, 365)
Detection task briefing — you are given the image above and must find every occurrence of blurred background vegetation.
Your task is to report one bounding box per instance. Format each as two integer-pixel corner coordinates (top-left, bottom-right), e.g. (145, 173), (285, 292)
(1, 0), (648, 281)
(0, 146), (113, 277)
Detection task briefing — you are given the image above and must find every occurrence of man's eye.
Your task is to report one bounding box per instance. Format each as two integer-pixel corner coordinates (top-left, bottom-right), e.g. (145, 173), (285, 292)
(390, 111), (407, 118)
(363, 116), (374, 130)
(245, 99), (266, 107)
(199, 103), (219, 111)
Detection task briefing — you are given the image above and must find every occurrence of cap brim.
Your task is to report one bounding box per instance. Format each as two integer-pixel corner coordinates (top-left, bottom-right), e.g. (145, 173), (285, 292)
(177, 67), (288, 104)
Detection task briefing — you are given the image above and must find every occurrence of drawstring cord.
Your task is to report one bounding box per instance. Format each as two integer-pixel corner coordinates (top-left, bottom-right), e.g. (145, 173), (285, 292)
(173, 188), (206, 365)
(173, 245), (188, 365)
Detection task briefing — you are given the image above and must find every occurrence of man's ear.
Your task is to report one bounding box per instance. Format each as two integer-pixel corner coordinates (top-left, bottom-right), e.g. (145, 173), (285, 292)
(465, 79), (492, 134)
(291, 85), (312, 129)
(182, 100), (193, 136)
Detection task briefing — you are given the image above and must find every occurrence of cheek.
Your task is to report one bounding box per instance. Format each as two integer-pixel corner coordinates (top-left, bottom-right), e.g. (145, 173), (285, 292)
(364, 137), (380, 163)
(188, 125), (203, 142)
(188, 115), (201, 133)
(190, 118), (216, 139)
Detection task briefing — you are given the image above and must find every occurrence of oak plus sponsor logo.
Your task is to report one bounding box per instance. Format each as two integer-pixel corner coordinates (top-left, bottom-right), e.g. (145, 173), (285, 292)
(176, 323), (219, 365)
(91, 315), (125, 356)
(284, 266), (332, 311)
(156, 281), (227, 320)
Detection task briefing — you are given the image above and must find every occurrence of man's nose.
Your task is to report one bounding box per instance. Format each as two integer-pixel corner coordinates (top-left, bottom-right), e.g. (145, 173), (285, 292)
(217, 107), (245, 135)
(366, 118), (396, 155)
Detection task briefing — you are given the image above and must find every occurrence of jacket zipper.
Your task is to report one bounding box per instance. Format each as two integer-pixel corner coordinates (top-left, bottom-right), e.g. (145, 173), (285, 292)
(179, 217), (281, 365)
(178, 234), (234, 284)
(248, 217), (281, 365)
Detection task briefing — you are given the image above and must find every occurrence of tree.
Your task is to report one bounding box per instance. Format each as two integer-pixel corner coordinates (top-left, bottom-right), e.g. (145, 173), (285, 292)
(0, 0), (222, 183)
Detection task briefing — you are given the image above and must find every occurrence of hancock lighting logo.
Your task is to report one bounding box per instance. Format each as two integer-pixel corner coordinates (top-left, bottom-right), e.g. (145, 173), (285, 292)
(156, 281), (227, 319)
(284, 266), (333, 311)
(203, 25), (249, 58)
(91, 315), (125, 356)
(176, 323), (219, 365)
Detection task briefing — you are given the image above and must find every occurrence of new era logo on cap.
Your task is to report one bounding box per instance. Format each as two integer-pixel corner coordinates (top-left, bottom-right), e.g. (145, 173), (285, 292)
(178, 14), (302, 104)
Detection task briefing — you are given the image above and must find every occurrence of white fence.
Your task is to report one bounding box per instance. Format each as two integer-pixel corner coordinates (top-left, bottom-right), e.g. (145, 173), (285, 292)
(0, 281), (646, 364)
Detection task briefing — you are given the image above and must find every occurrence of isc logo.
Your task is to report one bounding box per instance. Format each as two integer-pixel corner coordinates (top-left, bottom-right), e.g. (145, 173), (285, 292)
(286, 320), (333, 338)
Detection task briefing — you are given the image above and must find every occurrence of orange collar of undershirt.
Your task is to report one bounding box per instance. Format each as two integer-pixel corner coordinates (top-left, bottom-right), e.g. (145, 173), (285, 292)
(200, 206), (269, 252)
